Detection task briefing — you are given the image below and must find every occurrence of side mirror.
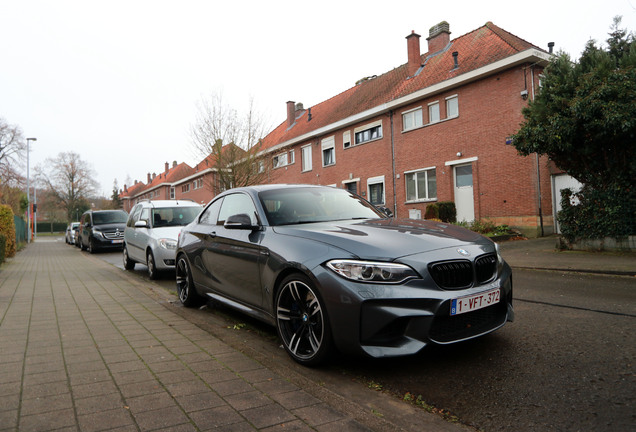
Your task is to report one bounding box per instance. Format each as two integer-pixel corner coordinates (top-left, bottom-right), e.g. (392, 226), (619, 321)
(377, 207), (393, 218)
(225, 213), (258, 230)
(134, 220), (148, 228)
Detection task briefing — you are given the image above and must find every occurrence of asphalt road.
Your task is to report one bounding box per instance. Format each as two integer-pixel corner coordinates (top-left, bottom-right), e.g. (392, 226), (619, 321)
(95, 248), (635, 431)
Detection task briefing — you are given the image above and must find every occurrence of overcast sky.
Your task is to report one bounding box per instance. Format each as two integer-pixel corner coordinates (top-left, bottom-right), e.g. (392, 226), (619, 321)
(2, 0), (635, 197)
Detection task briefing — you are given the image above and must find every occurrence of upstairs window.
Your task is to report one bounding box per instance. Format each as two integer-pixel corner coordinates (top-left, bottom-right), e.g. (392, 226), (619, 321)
(354, 120), (383, 145)
(301, 145), (312, 172)
(343, 131), (351, 149)
(322, 137), (336, 167)
(428, 102), (440, 124)
(273, 150), (295, 169)
(402, 107), (423, 131)
(446, 95), (459, 118)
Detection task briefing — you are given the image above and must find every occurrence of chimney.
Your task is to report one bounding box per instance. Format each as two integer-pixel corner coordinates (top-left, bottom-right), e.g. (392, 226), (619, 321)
(548, 42), (555, 54)
(427, 21), (451, 54)
(147, 173), (151, 183)
(406, 30), (422, 77)
(452, 51), (459, 69)
(152, 173), (156, 180)
(165, 162), (169, 173)
(173, 160), (177, 168)
(287, 101), (296, 127)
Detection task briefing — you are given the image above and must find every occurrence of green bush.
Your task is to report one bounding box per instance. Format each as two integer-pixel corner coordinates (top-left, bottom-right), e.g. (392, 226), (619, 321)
(424, 204), (439, 220)
(438, 202), (457, 223)
(558, 184), (635, 242)
(0, 205), (16, 258)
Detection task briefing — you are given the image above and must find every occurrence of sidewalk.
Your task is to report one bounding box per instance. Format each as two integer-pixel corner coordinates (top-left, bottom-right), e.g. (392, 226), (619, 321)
(498, 235), (636, 276)
(0, 239), (465, 432)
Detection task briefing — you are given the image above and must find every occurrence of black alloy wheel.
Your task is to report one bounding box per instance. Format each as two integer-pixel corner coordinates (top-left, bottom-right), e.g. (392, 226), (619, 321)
(275, 274), (333, 366)
(123, 246), (135, 270)
(176, 255), (203, 307)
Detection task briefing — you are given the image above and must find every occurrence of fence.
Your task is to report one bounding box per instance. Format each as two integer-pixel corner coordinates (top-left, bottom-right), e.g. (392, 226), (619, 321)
(14, 215), (27, 244)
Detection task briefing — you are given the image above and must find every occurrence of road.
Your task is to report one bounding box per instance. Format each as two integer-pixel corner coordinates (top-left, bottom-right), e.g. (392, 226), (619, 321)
(95, 247), (635, 431)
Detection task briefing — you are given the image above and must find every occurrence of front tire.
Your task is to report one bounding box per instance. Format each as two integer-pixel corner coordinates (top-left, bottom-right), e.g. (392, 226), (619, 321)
(275, 274), (333, 366)
(176, 255), (203, 307)
(88, 239), (95, 254)
(123, 246), (135, 270)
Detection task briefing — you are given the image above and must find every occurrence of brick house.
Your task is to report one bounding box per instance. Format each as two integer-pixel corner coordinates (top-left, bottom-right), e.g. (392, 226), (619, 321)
(258, 21), (554, 236)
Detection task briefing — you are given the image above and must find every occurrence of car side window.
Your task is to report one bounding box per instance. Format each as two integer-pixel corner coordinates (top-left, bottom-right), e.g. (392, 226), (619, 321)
(199, 198), (223, 226)
(140, 208), (151, 224)
(217, 193), (258, 226)
(127, 205), (142, 227)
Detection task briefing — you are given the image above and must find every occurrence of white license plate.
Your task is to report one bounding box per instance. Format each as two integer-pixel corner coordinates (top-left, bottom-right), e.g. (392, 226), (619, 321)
(112, 239), (123, 244)
(451, 288), (500, 316)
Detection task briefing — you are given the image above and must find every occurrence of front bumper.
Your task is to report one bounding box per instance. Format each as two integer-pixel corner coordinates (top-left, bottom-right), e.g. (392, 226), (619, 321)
(313, 249), (513, 358)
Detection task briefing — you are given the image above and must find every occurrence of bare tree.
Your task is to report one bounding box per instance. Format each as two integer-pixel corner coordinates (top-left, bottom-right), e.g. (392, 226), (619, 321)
(190, 93), (271, 193)
(36, 151), (99, 222)
(0, 117), (26, 186)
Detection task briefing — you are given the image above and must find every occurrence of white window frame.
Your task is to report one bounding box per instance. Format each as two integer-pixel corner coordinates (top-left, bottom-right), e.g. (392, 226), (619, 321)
(321, 136), (336, 167)
(301, 144), (312, 172)
(428, 101), (440, 124)
(446, 95), (458, 118)
(273, 150), (294, 169)
(342, 178), (360, 195)
(405, 166), (437, 202)
(170, 187), (175, 199)
(354, 120), (383, 145)
(367, 175), (386, 206)
(343, 131), (351, 149)
(402, 106), (423, 131)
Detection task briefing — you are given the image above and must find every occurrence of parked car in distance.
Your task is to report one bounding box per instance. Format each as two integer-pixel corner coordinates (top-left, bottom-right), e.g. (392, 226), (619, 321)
(78, 210), (128, 253)
(123, 200), (202, 279)
(65, 222), (80, 244)
(175, 184), (514, 366)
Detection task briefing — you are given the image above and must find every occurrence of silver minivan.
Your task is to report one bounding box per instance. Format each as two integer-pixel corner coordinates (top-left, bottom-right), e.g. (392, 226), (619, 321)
(123, 200), (202, 279)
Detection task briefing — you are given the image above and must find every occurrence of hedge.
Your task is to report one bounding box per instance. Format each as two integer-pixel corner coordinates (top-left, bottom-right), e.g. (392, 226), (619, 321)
(0, 205), (16, 258)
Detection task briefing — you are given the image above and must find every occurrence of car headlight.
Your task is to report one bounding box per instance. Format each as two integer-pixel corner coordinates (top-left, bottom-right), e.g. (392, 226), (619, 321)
(158, 238), (177, 250)
(494, 242), (505, 275)
(326, 260), (419, 284)
(91, 229), (103, 238)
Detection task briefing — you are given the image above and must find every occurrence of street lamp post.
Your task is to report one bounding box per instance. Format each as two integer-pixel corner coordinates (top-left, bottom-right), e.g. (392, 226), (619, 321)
(26, 137), (37, 243)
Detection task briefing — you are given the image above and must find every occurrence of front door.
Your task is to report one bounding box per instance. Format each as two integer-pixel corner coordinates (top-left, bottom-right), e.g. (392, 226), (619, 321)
(454, 164), (475, 222)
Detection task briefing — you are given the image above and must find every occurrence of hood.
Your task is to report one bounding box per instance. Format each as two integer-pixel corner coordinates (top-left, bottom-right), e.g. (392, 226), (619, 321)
(149, 226), (183, 240)
(272, 218), (489, 260)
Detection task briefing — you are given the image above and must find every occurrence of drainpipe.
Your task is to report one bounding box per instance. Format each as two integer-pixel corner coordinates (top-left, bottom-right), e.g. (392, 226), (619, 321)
(389, 110), (397, 217)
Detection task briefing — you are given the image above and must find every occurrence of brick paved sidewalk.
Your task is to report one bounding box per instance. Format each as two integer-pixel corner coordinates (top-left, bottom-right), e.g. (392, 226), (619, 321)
(0, 240), (379, 432)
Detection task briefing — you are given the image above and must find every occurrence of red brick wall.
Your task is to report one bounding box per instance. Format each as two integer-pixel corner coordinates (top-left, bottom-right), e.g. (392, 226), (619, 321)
(261, 64), (553, 235)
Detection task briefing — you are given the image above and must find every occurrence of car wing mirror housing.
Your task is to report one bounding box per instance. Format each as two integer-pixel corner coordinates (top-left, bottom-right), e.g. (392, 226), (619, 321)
(225, 213), (259, 230)
(134, 220), (148, 228)
(377, 206), (393, 218)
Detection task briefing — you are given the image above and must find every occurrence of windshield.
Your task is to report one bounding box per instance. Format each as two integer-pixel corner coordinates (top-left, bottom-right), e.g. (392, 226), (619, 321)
(151, 207), (201, 227)
(93, 211), (128, 225)
(259, 187), (384, 226)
